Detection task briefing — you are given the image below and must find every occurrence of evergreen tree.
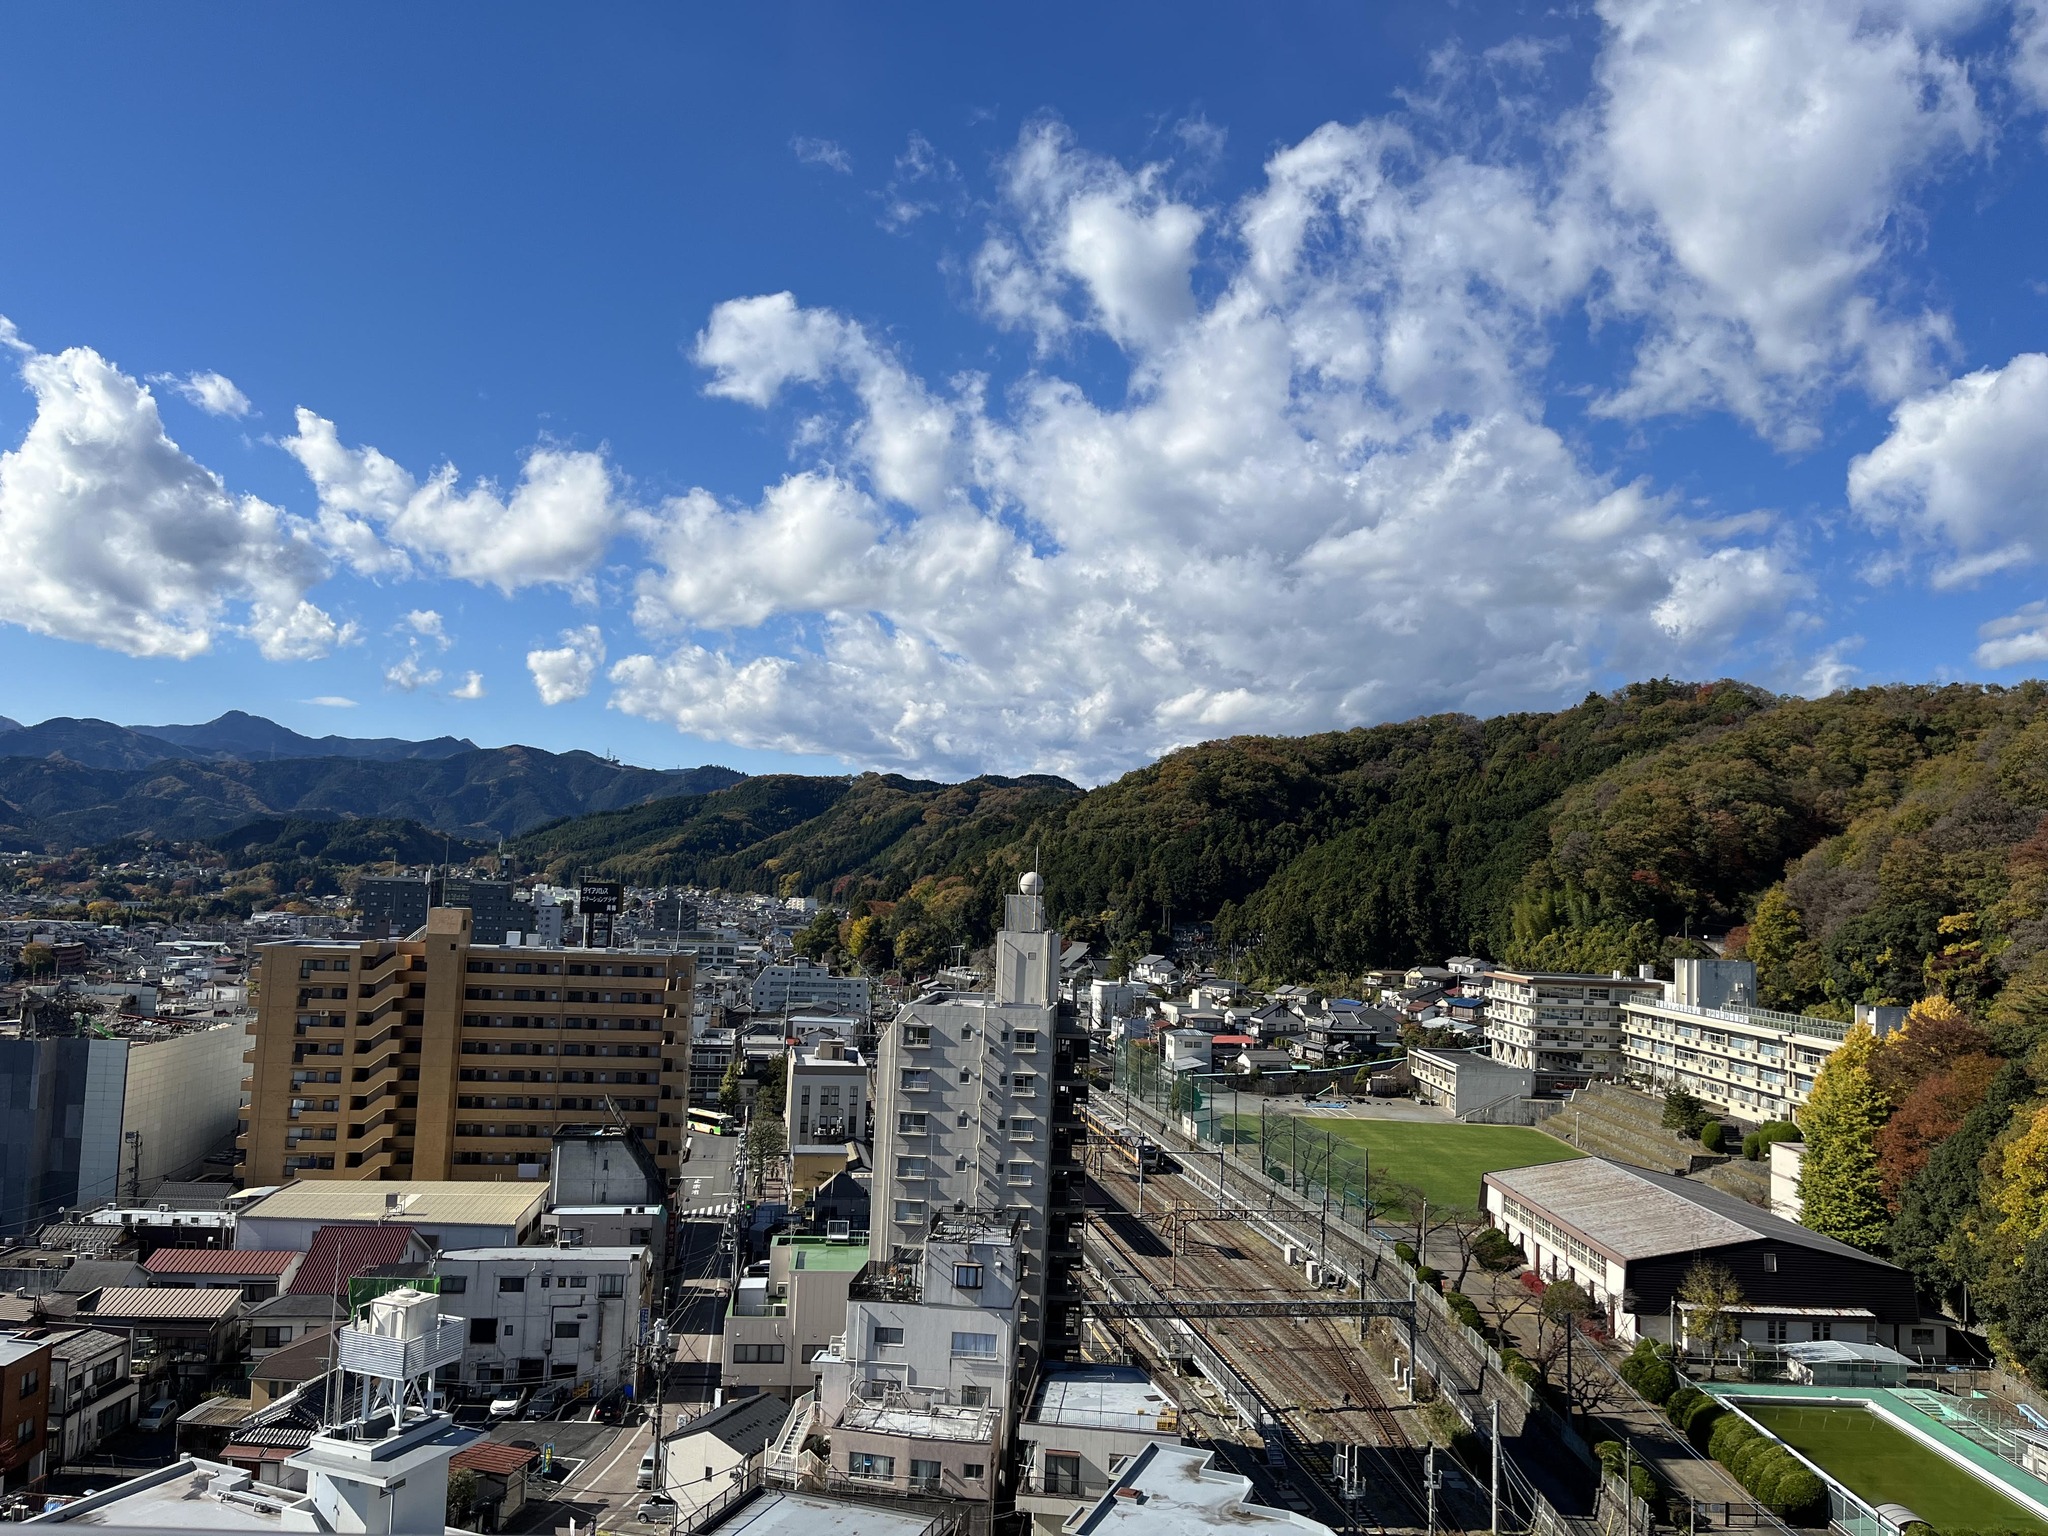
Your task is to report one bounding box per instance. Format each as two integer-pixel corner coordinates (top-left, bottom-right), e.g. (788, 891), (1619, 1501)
(1797, 1022), (1891, 1252)
(1891, 1061), (2034, 1298)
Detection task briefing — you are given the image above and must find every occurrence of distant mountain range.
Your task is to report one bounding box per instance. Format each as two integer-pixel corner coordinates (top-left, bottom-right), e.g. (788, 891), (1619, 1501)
(0, 711), (743, 848)
(0, 710), (476, 769)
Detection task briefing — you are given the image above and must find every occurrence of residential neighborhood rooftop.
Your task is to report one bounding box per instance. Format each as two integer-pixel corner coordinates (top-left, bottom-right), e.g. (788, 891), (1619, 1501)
(238, 1180), (544, 1226)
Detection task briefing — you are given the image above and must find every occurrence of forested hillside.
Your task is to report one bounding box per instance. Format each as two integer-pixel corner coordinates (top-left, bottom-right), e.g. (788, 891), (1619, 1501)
(500, 681), (2048, 1021)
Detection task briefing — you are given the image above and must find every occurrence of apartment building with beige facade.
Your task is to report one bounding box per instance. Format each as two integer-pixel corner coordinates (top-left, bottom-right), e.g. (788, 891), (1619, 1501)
(237, 906), (691, 1185)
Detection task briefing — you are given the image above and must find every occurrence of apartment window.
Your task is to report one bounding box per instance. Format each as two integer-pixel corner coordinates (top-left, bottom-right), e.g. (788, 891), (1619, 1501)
(1910, 1328), (1936, 1350)
(897, 1112), (927, 1134)
(1012, 1073), (1037, 1096)
(732, 1343), (786, 1364)
(256, 1327), (291, 1349)
(893, 1200), (924, 1223)
(1010, 1117), (1037, 1141)
(16, 1420), (33, 1444)
(909, 1459), (942, 1489)
(904, 1026), (931, 1047)
(554, 1321), (581, 1339)
(873, 1326), (905, 1347)
(499, 1276), (526, 1292)
(18, 1368), (38, 1396)
(1812, 1320), (1833, 1341)
(1014, 1030), (1038, 1051)
(1762, 1252), (1778, 1273)
(469, 1317), (498, 1344)
(951, 1331), (997, 1358)
(1007, 1161), (1034, 1183)
(963, 1464), (985, 1481)
(899, 1069), (929, 1092)
(896, 1156), (929, 1179)
(954, 1262), (983, 1289)
(439, 1276), (467, 1294)
(959, 1384), (990, 1407)
(599, 1274), (625, 1298)
(848, 1452), (894, 1480)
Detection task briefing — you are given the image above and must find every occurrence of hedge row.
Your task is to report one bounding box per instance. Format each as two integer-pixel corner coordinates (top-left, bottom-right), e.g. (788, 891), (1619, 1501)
(1658, 1383), (1827, 1523)
(1595, 1439), (1669, 1522)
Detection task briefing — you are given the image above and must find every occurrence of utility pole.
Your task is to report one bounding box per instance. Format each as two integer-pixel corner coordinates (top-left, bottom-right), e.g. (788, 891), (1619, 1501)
(1425, 1443), (1439, 1536)
(1490, 1400), (1500, 1536)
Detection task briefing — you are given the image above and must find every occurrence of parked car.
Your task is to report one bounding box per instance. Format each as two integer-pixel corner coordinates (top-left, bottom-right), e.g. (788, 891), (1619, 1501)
(488, 1391), (527, 1420)
(137, 1400), (179, 1433)
(524, 1386), (571, 1420)
(637, 1448), (659, 1489)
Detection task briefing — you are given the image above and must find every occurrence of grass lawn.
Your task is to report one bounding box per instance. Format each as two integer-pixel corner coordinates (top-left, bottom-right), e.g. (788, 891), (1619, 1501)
(1747, 1403), (2048, 1533)
(1229, 1114), (1581, 1216)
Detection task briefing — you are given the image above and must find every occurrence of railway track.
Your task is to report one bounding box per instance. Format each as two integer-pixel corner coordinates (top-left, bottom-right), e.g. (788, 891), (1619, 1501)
(1086, 1158), (1438, 1531)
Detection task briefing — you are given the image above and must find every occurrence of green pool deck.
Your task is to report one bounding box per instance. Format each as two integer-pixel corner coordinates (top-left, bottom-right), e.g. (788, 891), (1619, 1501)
(1706, 1383), (2048, 1532)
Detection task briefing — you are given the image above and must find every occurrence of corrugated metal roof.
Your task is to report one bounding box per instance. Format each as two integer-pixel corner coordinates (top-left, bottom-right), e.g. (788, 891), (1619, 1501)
(145, 1248), (298, 1276)
(82, 1286), (242, 1321)
(286, 1226), (424, 1297)
(1483, 1157), (1892, 1265)
(240, 1180), (544, 1225)
(453, 1441), (542, 1474)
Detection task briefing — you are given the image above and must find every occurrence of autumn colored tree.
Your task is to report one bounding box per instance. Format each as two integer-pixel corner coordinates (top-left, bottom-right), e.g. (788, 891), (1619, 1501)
(1798, 1021), (1891, 1252)
(1990, 1102), (2048, 1258)
(1868, 996), (1992, 1104)
(1874, 1053), (2002, 1206)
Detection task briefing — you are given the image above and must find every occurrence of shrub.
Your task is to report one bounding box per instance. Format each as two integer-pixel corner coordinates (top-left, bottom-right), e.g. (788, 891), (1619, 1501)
(1473, 1227), (1523, 1271)
(1708, 1414), (1757, 1465)
(1500, 1348), (1542, 1388)
(1394, 1241), (1418, 1267)
(1619, 1339), (1679, 1404)
(1701, 1119), (1726, 1152)
(1445, 1291), (1484, 1330)
(1415, 1264), (1443, 1292)
(1742, 1120), (1803, 1160)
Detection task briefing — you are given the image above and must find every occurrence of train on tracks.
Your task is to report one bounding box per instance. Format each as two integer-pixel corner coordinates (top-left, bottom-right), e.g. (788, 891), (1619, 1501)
(1082, 1104), (1169, 1173)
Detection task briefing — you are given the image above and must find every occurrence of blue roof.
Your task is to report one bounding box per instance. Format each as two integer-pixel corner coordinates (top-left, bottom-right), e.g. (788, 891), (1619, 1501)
(1330, 998), (1363, 1008)
(1445, 997), (1483, 1009)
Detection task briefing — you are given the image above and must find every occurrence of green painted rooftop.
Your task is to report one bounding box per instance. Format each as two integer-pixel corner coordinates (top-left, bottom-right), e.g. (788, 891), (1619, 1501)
(775, 1236), (870, 1271)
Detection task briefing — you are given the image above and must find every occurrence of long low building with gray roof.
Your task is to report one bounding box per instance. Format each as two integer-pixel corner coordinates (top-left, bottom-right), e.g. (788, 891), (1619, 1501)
(1481, 1156), (1947, 1359)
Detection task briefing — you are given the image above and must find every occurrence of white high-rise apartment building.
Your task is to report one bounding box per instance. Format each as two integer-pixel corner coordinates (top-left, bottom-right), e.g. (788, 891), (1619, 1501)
(872, 873), (1062, 1364)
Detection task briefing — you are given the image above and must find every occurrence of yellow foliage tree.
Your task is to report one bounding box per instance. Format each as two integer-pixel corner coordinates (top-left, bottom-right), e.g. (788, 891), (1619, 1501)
(1992, 1102), (2048, 1255)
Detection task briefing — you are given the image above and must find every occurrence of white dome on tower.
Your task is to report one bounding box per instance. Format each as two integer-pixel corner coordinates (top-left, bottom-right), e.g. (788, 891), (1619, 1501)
(1019, 871), (1044, 895)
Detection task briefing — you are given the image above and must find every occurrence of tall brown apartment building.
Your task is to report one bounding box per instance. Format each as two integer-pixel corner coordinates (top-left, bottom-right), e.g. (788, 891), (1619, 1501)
(238, 907), (692, 1186)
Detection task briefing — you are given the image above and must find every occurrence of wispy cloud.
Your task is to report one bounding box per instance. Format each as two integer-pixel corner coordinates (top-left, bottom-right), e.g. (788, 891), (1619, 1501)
(793, 136), (852, 173)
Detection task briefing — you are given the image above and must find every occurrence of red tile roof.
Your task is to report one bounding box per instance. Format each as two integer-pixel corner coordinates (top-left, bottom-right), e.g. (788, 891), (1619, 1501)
(453, 1441), (542, 1474)
(284, 1225), (422, 1297)
(145, 1249), (298, 1277)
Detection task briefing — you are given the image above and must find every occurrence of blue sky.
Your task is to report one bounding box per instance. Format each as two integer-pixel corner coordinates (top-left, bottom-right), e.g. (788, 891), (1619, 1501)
(2, 2), (2047, 782)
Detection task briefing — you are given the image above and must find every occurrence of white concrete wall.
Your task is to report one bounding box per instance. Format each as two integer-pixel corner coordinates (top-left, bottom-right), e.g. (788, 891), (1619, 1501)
(122, 1023), (250, 1187)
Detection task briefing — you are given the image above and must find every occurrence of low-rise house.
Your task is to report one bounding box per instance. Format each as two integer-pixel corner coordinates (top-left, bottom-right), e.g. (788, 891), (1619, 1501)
(69, 1285), (242, 1395)
(1299, 1007), (1399, 1064)
(248, 1326), (337, 1407)
(660, 1395), (792, 1520)
(725, 1233), (869, 1402)
(233, 1180), (546, 1252)
(0, 1333), (52, 1492)
(43, 1327), (136, 1466)
(143, 1248), (303, 1300)
(241, 1292), (355, 1363)
(432, 1245), (648, 1394)
(1128, 956), (1179, 990)
(1160, 1030), (1211, 1073)
(1015, 1364), (1182, 1533)
(450, 1438), (542, 1531)
(282, 1224), (436, 1300)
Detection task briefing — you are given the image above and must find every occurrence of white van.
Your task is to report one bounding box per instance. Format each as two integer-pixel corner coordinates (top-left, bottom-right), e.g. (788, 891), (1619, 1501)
(137, 1400), (178, 1433)
(637, 1447), (659, 1489)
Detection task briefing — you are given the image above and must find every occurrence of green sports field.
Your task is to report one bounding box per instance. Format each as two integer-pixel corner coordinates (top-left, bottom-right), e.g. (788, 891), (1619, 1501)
(1747, 1403), (2048, 1533)
(1230, 1114), (1582, 1216)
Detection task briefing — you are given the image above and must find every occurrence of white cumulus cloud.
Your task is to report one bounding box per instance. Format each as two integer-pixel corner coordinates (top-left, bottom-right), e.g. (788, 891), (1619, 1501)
(384, 653), (442, 692)
(1847, 352), (2048, 585)
(283, 410), (625, 594)
(0, 326), (341, 660)
(449, 671), (486, 700)
(152, 369), (254, 418)
(527, 625), (607, 705)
